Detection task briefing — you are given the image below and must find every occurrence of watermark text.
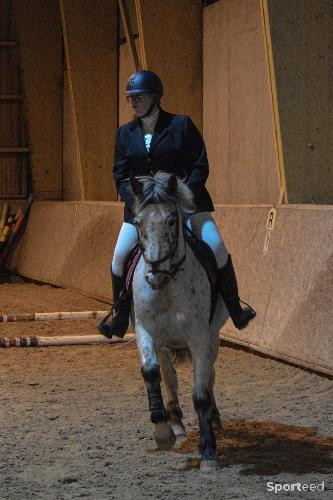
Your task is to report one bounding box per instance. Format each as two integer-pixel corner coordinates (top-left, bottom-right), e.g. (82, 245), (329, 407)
(267, 481), (325, 494)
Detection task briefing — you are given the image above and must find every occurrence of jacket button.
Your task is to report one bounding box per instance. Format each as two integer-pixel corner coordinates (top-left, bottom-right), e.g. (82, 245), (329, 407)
(147, 157), (151, 162)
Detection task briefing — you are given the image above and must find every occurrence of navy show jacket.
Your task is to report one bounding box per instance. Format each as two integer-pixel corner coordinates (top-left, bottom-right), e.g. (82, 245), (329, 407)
(113, 108), (215, 223)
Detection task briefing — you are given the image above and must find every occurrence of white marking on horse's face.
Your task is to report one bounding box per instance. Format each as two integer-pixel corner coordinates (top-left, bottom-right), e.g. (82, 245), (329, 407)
(134, 203), (179, 289)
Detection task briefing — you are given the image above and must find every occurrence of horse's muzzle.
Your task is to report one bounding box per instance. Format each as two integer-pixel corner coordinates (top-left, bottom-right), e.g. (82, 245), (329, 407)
(145, 271), (170, 290)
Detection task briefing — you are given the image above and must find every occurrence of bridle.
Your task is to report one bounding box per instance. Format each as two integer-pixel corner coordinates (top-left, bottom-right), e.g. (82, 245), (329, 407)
(138, 209), (186, 281)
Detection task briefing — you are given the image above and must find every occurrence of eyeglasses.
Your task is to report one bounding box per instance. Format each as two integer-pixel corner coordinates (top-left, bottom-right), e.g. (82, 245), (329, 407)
(126, 93), (152, 103)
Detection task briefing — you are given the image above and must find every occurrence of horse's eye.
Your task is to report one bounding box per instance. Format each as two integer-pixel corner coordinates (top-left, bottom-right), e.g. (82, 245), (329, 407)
(168, 218), (176, 227)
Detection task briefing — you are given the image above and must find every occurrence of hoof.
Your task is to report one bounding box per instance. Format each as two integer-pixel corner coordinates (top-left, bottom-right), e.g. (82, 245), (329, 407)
(153, 422), (176, 450)
(96, 322), (113, 338)
(200, 458), (220, 474)
(171, 422), (187, 437)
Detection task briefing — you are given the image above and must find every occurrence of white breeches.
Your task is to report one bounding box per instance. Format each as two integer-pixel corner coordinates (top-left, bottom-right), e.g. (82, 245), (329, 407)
(111, 212), (229, 276)
(112, 222), (139, 276)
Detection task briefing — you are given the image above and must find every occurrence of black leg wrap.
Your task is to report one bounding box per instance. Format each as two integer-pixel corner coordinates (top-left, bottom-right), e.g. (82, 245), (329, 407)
(211, 407), (222, 423)
(211, 407), (223, 432)
(141, 365), (168, 424)
(193, 394), (212, 413)
(193, 393), (216, 459)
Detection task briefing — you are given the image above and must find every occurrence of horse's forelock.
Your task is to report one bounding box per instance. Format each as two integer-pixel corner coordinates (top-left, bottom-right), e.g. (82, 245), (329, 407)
(133, 172), (195, 217)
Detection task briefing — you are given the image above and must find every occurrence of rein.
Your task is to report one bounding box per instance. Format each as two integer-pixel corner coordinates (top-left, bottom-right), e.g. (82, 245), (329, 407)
(139, 212), (186, 280)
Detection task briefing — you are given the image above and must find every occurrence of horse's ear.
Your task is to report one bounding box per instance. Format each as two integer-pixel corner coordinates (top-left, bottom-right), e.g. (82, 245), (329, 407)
(167, 174), (177, 195)
(130, 175), (143, 198)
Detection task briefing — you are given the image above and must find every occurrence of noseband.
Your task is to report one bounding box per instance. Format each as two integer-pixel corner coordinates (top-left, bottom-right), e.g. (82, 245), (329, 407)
(139, 211), (186, 280)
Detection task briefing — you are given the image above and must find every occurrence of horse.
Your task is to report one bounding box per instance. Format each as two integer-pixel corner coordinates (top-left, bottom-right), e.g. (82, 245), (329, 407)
(129, 171), (229, 473)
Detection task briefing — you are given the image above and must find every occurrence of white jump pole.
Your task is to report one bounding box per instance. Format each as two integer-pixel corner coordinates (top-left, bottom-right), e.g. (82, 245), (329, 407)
(0, 310), (109, 323)
(0, 309), (136, 348)
(0, 333), (136, 348)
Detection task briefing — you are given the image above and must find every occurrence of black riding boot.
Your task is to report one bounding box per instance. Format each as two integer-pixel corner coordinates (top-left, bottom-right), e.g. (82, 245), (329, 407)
(217, 255), (256, 330)
(96, 272), (131, 338)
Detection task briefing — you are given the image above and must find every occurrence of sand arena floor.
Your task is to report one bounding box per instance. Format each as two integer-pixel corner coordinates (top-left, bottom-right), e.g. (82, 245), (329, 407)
(0, 279), (332, 499)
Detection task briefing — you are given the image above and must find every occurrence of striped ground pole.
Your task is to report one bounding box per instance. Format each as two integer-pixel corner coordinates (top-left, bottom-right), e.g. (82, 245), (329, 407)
(0, 333), (136, 348)
(0, 311), (109, 323)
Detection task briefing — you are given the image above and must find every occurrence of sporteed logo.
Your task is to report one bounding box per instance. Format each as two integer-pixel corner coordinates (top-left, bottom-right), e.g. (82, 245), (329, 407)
(267, 481), (325, 493)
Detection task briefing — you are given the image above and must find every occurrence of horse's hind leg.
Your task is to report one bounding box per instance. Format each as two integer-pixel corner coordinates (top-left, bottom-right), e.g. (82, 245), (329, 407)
(191, 345), (220, 473)
(158, 348), (186, 437)
(137, 327), (176, 450)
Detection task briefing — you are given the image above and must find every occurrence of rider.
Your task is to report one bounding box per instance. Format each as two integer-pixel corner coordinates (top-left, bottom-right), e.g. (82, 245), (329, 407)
(99, 70), (256, 337)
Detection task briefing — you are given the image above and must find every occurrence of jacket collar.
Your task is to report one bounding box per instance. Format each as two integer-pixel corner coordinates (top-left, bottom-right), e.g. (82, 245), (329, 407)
(128, 108), (172, 130)
(128, 108), (174, 154)
(150, 109), (173, 151)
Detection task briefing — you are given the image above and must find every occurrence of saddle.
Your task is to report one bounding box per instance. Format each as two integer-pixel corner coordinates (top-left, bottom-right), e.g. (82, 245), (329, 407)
(121, 225), (218, 322)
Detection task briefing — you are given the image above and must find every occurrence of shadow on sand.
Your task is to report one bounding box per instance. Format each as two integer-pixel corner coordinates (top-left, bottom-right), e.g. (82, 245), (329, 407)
(173, 419), (333, 475)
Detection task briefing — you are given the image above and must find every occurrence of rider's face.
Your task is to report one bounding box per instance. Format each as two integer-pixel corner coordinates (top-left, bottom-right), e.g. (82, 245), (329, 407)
(126, 92), (156, 117)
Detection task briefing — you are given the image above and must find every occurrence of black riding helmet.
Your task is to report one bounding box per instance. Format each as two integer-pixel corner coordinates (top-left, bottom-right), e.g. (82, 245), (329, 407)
(126, 70), (164, 96)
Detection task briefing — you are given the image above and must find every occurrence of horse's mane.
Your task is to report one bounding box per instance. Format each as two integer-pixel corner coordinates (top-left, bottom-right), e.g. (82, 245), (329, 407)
(133, 172), (196, 218)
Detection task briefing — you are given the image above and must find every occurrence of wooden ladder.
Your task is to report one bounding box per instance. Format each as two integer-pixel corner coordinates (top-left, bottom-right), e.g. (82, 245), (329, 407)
(0, 0), (32, 200)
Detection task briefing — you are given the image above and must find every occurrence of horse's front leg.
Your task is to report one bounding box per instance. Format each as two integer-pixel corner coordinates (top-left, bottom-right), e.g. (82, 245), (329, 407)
(191, 344), (220, 473)
(209, 367), (223, 433)
(158, 347), (186, 437)
(136, 324), (176, 450)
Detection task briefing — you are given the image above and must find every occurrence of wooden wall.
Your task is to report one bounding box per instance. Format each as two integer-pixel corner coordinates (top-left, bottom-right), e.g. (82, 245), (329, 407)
(60, 0), (118, 201)
(9, 1), (118, 202)
(7, 1), (333, 205)
(134, 0), (203, 130)
(266, 0), (333, 204)
(12, 0), (63, 200)
(203, 0), (280, 204)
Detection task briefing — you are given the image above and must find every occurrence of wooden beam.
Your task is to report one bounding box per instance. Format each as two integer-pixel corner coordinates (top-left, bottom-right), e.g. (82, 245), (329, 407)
(0, 95), (23, 101)
(260, 0), (288, 204)
(0, 41), (18, 48)
(134, 0), (147, 70)
(0, 148), (30, 153)
(118, 0), (140, 71)
(59, 0), (84, 200)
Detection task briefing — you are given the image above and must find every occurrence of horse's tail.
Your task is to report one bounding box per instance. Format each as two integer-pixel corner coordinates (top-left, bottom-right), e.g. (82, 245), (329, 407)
(170, 347), (192, 364)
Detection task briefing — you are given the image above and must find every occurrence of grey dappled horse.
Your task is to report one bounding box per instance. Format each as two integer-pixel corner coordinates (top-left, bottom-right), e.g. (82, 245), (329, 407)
(130, 172), (229, 473)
